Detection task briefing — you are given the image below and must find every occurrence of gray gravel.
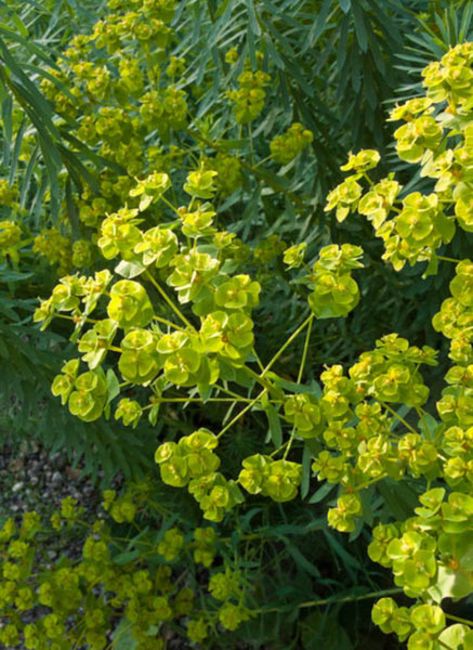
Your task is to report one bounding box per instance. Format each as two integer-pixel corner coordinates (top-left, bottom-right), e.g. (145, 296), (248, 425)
(0, 441), (100, 521)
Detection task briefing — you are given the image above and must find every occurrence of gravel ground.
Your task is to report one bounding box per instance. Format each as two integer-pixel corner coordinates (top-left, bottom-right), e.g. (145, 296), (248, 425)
(0, 442), (102, 649)
(0, 441), (100, 522)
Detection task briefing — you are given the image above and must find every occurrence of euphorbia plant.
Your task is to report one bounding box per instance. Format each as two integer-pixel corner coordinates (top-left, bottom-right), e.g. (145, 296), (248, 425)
(34, 41), (473, 648)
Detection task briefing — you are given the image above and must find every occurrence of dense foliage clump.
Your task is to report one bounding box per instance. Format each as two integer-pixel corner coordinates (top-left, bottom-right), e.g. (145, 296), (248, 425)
(0, 1), (472, 648)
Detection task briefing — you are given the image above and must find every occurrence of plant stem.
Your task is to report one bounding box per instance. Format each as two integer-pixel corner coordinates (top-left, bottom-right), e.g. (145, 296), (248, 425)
(297, 313), (314, 383)
(257, 587), (404, 614)
(161, 193), (181, 216)
(270, 439), (290, 457)
(215, 314), (313, 439)
(153, 314), (186, 331)
(217, 389), (267, 439)
(381, 402), (417, 434)
(437, 255), (461, 264)
(283, 427), (296, 460)
(252, 347), (265, 372)
(152, 396), (255, 404)
(297, 587), (404, 609)
(248, 124), (254, 165)
(144, 270), (193, 329)
(243, 365), (277, 394)
(263, 313), (313, 376)
(445, 613), (473, 627)
(55, 313), (99, 324)
(215, 383), (255, 402)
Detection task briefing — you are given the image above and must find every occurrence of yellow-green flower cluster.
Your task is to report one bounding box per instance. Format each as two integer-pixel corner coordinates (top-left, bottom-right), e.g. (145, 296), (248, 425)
(422, 41), (473, 111)
(35, 173), (263, 431)
(238, 454), (302, 502)
(0, 482), (254, 649)
(227, 70), (271, 124)
(270, 122), (313, 165)
(155, 429), (244, 521)
(72, 239), (93, 268)
(0, 179), (19, 207)
(325, 43), (473, 271)
(320, 52), (473, 638)
(26, 38), (473, 649)
(370, 485), (473, 647)
(210, 153), (243, 196)
(33, 228), (73, 275)
(433, 260), (473, 364)
(307, 244), (364, 319)
(308, 334), (439, 529)
(0, 220), (22, 261)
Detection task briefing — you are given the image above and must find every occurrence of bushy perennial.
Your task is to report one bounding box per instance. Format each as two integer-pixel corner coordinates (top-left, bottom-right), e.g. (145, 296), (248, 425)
(11, 9), (473, 649)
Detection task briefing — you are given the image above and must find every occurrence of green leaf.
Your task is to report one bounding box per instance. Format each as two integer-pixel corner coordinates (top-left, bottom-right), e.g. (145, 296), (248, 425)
(264, 403), (282, 447)
(115, 260), (146, 279)
(307, 0), (333, 48)
(423, 253), (439, 278)
(309, 481), (336, 504)
(438, 624), (471, 650)
(351, 1), (369, 52)
(418, 412), (439, 439)
(323, 530), (362, 573)
(112, 619), (137, 650)
(148, 402), (160, 426)
(377, 479), (419, 521)
(301, 444), (312, 499)
(301, 611), (353, 650)
(280, 537), (321, 579)
(112, 550), (141, 565)
(429, 565), (473, 602)
(106, 369), (120, 404)
(269, 374), (321, 397)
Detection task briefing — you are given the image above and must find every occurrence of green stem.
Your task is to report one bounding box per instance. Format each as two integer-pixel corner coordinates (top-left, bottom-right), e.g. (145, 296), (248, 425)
(56, 313), (99, 324)
(257, 587), (404, 614)
(215, 314), (313, 439)
(445, 613), (473, 627)
(270, 439), (290, 458)
(148, 396), (255, 405)
(283, 426), (296, 460)
(437, 255), (461, 264)
(153, 314), (186, 331)
(263, 313), (313, 376)
(381, 402), (417, 434)
(243, 365), (277, 393)
(248, 124), (255, 165)
(252, 347), (265, 372)
(217, 389), (267, 439)
(161, 193), (181, 216)
(355, 473), (388, 491)
(297, 314), (314, 383)
(144, 270), (193, 329)
(215, 383), (255, 402)
(254, 154), (273, 168)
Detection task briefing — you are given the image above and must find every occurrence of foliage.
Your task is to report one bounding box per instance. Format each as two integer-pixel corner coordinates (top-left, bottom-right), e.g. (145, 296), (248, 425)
(0, 483), (402, 650)
(1, 0), (472, 470)
(1, 0), (473, 648)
